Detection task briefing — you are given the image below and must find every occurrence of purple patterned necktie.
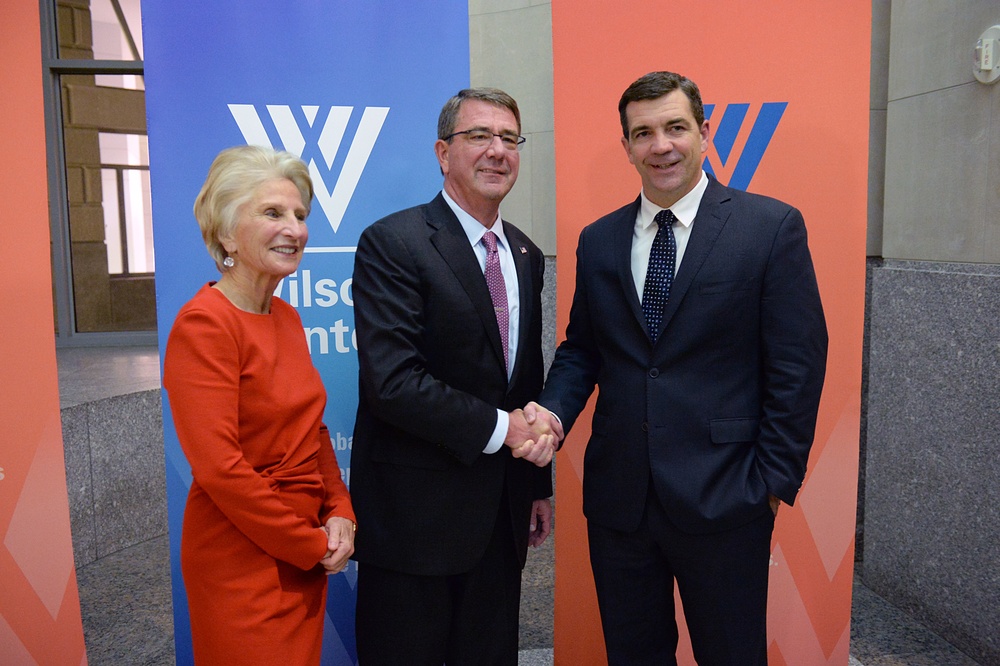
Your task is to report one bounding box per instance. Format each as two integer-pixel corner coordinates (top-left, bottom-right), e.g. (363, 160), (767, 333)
(641, 209), (677, 343)
(482, 230), (509, 371)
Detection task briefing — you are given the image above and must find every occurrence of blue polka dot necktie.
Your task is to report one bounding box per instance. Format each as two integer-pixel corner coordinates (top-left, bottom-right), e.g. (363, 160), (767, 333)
(482, 231), (509, 371)
(641, 209), (677, 343)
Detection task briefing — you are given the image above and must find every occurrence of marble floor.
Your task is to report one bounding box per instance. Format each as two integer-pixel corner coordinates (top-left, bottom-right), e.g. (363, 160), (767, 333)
(74, 531), (983, 666)
(56, 345), (162, 409)
(59, 346), (984, 665)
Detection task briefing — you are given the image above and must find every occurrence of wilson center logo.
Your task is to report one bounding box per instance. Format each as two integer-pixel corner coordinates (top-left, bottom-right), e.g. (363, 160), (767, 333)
(703, 102), (787, 191)
(228, 104), (389, 234)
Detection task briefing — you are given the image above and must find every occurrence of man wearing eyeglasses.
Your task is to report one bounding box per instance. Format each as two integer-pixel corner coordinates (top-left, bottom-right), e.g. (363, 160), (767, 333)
(350, 88), (556, 665)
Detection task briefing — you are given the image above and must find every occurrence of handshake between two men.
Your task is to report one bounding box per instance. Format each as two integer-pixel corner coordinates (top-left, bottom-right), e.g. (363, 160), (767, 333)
(504, 401), (564, 467)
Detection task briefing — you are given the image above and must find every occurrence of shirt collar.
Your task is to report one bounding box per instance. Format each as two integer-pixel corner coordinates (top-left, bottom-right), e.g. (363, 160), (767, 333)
(441, 189), (508, 250)
(638, 171), (709, 231)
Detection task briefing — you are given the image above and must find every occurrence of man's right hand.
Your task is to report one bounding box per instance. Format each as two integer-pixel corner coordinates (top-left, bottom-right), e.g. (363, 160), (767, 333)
(504, 409), (555, 467)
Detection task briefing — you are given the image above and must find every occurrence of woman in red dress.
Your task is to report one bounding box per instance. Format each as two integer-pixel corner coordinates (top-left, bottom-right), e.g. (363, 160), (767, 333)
(164, 146), (355, 664)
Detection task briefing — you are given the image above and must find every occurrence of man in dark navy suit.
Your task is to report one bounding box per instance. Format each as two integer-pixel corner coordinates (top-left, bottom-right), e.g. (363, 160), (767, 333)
(351, 88), (556, 666)
(532, 71), (828, 665)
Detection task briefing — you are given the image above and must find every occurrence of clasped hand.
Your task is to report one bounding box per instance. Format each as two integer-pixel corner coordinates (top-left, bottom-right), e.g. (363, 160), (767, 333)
(319, 516), (355, 575)
(504, 401), (564, 467)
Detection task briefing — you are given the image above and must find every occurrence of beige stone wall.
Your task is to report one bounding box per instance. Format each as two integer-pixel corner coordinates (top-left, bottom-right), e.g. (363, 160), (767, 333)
(469, 1), (556, 256)
(880, 2), (1000, 263)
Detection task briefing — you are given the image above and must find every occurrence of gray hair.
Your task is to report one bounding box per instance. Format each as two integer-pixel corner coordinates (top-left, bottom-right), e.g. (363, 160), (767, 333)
(193, 145), (313, 271)
(437, 87), (521, 140)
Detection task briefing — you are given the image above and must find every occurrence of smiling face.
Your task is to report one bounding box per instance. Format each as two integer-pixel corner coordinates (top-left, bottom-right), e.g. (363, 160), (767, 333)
(621, 89), (710, 209)
(435, 98), (520, 226)
(221, 177), (308, 284)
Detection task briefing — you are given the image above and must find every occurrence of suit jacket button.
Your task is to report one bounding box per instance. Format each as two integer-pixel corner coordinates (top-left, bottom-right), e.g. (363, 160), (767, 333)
(648, 368), (659, 378)
(642, 422), (649, 432)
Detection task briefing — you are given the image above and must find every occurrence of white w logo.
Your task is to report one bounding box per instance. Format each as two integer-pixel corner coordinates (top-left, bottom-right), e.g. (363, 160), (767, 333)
(228, 104), (389, 234)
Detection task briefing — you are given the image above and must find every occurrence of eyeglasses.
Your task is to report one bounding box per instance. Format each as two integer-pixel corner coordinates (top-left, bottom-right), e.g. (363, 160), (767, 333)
(444, 129), (526, 151)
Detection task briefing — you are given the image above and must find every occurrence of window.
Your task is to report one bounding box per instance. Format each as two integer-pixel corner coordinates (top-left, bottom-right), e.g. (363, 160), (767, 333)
(44, 0), (155, 339)
(99, 133), (153, 275)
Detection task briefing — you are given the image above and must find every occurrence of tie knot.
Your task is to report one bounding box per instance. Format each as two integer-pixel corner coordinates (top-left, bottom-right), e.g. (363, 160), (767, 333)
(482, 230), (499, 252)
(654, 209), (677, 228)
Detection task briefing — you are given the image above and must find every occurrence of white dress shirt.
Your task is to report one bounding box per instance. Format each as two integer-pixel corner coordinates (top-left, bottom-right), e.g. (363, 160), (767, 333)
(442, 190), (519, 454)
(631, 171), (709, 301)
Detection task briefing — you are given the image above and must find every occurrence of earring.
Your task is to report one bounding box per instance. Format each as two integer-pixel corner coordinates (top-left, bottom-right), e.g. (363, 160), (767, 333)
(223, 256), (235, 268)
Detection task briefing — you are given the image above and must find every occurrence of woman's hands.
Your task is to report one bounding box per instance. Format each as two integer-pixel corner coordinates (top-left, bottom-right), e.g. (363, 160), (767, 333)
(319, 517), (356, 575)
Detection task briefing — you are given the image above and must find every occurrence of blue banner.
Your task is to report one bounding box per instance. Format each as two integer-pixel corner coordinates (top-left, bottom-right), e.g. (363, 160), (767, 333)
(142, 2), (469, 662)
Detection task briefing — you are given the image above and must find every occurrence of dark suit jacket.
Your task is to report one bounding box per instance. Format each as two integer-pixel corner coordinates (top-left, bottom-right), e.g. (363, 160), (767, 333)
(540, 176), (828, 535)
(350, 193), (551, 576)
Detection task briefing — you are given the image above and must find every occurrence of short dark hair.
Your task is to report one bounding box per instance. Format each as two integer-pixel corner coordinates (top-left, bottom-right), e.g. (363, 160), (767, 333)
(437, 88), (521, 140)
(618, 71), (704, 138)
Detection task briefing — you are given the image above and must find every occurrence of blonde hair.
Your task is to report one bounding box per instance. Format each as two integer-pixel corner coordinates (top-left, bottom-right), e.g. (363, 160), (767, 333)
(193, 145), (313, 271)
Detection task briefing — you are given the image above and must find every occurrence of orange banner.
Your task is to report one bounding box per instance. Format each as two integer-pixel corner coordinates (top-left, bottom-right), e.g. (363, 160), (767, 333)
(551, 2), (869, 664)
(0, 3), (88, 664)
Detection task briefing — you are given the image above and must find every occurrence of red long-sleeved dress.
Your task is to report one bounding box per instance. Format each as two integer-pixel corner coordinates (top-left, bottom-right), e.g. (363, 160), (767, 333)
(164, 284), (354, 665)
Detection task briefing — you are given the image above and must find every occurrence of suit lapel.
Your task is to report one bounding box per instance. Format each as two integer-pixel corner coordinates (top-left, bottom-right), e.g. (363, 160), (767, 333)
(506, 222), (532, 387)
(658, 178), (732, 335)
(426, 195), (507, 376)
(615, 198), (646, 337)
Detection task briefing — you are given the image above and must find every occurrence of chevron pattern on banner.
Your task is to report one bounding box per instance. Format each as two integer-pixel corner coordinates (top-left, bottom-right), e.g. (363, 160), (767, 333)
(0, 416), (88, 665)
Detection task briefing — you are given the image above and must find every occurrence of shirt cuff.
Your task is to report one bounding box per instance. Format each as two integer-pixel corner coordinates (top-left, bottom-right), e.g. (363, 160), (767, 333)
(484, 409), (507, 454)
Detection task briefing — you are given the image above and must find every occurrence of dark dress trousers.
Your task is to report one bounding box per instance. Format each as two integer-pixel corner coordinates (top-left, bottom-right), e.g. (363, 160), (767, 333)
(540, 176), (828, 664)
(351, 193), (551, 664)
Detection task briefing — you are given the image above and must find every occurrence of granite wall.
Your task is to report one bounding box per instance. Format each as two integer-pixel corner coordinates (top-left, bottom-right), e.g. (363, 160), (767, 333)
(865, 260), (1000, 665)
(862, 3), (1000, 662)
(61, 390), (167, 568)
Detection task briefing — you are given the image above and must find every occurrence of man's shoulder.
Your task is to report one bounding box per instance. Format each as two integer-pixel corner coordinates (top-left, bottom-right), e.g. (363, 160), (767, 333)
(371, 197), (439, 228)
(584, 198), (640, 235)
(501, 219), (542, 256)
(709, 179), (798, 217)
(361, 196), (448, 244)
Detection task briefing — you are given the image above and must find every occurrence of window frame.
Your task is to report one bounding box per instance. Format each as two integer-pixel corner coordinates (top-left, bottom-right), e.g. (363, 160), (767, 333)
(40, 0), (155, 346)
